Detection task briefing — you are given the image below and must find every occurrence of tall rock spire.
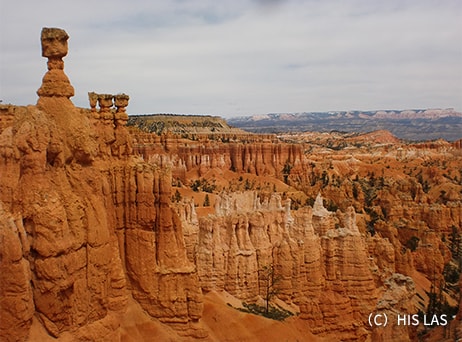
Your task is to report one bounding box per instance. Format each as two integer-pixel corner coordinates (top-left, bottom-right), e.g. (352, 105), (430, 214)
(37, 27), (74, 99)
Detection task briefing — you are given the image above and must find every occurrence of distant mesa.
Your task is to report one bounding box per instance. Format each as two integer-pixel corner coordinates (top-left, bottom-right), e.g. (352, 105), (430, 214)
(127, 113), (250, 138)
(228, 109), (462, 141)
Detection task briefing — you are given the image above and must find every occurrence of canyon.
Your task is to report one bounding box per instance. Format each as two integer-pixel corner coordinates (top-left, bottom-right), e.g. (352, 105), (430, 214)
(0, 28), (461, 342)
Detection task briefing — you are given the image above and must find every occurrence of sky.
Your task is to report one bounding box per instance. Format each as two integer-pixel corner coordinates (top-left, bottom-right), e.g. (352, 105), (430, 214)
(1, 0), (461, 118)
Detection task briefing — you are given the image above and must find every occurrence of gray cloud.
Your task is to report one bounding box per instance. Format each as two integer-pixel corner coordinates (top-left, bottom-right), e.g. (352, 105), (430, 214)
(1, 0), (461, 116)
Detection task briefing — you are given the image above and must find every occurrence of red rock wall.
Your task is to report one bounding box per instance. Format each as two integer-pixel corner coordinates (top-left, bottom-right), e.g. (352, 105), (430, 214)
(0, 101), (204, 341)
(131, 133), (306, 180)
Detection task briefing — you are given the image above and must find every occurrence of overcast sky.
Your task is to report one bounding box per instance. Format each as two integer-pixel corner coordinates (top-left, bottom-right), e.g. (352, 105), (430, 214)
(1, 0), (461, 117)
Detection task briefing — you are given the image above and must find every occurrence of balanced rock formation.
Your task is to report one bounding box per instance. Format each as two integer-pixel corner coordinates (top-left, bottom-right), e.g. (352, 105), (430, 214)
(36, 27), (74, 99)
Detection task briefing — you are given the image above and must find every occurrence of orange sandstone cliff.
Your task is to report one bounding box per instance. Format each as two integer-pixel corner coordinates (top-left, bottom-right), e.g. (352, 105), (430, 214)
(0, 28), (203, 342)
